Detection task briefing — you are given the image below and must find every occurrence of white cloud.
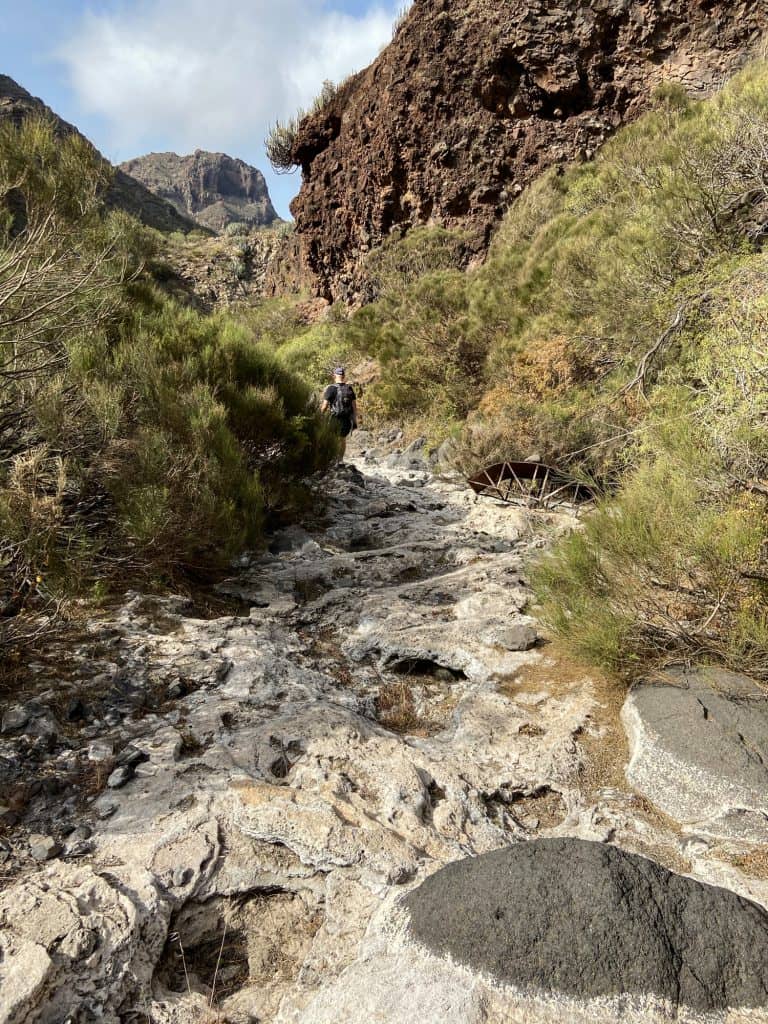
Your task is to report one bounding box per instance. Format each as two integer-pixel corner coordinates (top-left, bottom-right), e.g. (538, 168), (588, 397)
(58, 0), (402, 161)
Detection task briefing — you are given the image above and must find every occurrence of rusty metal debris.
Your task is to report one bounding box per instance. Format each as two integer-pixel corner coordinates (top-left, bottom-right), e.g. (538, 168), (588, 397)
(468, 461), (596, 509)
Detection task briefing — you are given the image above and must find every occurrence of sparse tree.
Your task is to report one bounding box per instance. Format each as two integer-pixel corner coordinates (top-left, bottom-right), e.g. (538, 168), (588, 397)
(0, 117), (133, 628)
(0, 118), (130, 401)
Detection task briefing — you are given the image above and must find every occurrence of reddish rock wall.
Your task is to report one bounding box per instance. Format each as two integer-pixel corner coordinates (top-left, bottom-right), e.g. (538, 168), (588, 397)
(288, 0), (767, 301)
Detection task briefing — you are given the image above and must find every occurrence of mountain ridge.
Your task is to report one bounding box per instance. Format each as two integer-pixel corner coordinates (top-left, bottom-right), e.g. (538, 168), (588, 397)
(120, 149), (280, 234)
(0, 74), (203, 235)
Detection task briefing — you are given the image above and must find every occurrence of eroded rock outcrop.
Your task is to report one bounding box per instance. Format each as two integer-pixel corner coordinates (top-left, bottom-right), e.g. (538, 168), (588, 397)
(161, 229), (291, 312)
(120, 151), (279, 233)
(287, 0), (768, 300)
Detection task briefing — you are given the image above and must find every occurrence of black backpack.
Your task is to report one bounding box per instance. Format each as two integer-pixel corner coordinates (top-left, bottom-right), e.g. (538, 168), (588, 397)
(331, 383), (355, 418)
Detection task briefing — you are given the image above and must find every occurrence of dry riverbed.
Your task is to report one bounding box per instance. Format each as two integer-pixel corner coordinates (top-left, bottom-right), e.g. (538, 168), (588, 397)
(1, 432), (768, 1023)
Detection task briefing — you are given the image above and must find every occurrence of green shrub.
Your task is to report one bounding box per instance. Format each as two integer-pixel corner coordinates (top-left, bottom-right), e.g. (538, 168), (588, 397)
(332, 230), (488, 427)
(534, 418), (768, 677)
(275, 324), (353, 385)
(224, 221), (250, 237)
(14, 288), (342, 583)
(533, 248), (768, 678)
(265, 80), (339, 173)
(0, 120), (342, 624)
(265, 119), (300, 173)
(362, 226), (468, 295)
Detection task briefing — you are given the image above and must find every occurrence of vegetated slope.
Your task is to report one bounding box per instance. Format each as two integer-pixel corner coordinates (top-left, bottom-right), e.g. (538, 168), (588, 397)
(0, 74), (202, 235)
(120, 150), (280, 233)
(285, 0), (766, 301)
(158, 226), (295, 313)
(0, 117), (340, 664)
(268, 62), (768, 681)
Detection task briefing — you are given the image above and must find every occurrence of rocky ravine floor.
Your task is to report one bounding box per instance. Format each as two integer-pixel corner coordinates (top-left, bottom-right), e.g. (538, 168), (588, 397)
(2, 434), (768, 1024)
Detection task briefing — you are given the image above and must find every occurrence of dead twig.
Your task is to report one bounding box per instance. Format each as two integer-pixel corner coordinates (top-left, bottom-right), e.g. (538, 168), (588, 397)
(619, 304), (688, 399)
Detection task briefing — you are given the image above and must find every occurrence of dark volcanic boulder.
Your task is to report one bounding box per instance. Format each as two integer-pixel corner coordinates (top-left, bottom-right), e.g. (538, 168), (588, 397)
(404, 839), (768, 1013)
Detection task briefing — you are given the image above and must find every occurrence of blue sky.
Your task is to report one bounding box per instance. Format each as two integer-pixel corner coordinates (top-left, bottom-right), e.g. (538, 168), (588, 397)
(0, 0), (404, 218)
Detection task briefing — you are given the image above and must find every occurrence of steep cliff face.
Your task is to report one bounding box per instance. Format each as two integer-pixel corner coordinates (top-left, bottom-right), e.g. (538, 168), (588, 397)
(120, 151), (279, 233)
(288, 0), (768, 301)
(0, 75), (201, 235)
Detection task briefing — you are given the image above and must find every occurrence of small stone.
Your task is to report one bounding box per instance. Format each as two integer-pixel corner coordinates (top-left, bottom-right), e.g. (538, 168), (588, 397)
(1, 706), (30, 734)
(116, 745), (149, 768)
(41, 776), (64, 796)
(403, 436), (427, 454)
(0, 804), (17, 826)
(167, 680), (187, 701)
(96, 800), (118, 820)
(66, 698), (87, 722)
(87, 739), (114, 762)
(28, 716), (57, 743)
(63, 826), (95, 858)
(496, 624), (538, 652)
(64, 838), (95, 858)
(28, 834), (60, 862)
(106, 765), (134, 789)
(172, 866), (192, 887)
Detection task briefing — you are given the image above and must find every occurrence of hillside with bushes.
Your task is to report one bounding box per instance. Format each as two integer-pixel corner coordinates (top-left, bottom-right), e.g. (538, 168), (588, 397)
(267, 62), (768, 681)
(0, 118), (340, 660)
(0, 74), (202, 235)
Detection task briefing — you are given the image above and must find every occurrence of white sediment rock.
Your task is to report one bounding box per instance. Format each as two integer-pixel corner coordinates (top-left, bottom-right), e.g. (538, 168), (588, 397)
(2, 441), (766, 1023)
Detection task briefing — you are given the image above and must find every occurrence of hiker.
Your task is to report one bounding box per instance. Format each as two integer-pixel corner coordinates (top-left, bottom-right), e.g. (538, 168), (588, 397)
(321, 366), (359, 438)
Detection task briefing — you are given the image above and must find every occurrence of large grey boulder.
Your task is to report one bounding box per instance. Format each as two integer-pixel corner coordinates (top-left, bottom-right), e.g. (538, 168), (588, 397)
(622, 667), (768, 840)
(404, 839), (768, 1014)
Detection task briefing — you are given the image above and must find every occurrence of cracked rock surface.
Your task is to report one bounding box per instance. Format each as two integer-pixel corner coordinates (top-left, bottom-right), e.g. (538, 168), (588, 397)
(1, 435), (768, 1023)
(623, 666), (768, 843)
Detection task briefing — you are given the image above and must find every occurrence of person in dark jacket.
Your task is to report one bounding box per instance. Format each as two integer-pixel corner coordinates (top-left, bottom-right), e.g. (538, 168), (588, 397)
(320, 366), (359, 437)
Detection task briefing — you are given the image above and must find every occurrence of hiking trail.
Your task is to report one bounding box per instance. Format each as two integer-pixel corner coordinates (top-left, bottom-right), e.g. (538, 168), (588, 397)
(2, 432), (768, 1024)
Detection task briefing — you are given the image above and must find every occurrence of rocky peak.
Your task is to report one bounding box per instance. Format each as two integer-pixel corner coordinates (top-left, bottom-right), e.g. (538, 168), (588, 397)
(119, 150), (280, 233)
(287, 0), (768, 301)
(0, 75), (201, 235)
